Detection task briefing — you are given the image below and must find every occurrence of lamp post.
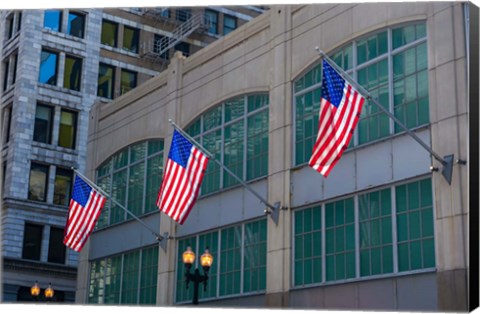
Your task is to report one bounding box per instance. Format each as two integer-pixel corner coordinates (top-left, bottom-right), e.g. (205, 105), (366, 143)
(182, 246), (213, 305)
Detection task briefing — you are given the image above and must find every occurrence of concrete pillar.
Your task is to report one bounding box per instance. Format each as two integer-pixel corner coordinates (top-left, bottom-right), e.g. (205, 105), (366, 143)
(156, 51), (185, 306)
(265, 5), (293, 308)
(427, 3), (469, 311)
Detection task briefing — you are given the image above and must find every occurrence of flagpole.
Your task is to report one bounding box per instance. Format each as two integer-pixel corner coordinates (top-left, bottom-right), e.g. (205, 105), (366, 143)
(315, 47), (462, 185)
(168, 119), (283, 222)
(72, 169), (170, 248)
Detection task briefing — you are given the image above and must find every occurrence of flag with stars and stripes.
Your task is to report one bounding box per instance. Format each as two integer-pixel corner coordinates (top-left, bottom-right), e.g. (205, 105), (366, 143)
(64, 175), (106, 252)
(309, 59), (366, 177)
(157, 129), (209, 225)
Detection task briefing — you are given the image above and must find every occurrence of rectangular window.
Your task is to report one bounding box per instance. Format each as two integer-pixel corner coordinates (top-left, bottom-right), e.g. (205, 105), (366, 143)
(39, 49), (58, 85)
(53, 167), (73, 206)
(359, 188), (393, 276)
(6, 13), (14, 39)
(205, 10), (218, 34)
(33, 103), (54, 144)
(97, 63), (115, 99)
(88, 247), (159, 305)
(2, 105), (12, 144)
(11, 53), (17, 86)
(219, 226), (242, 296)
(247, 96), (269, 180)
(67, 11), (85, 38)
(28, 163), (49, 202)
(120, 69), (137, 95)
(293, 178), (435, 287)
(64, 55), (82, 91)
(243, 219), (267, 293)
(22, 223), (43, 261)
(58, 109), (77, 149)
(294, 206), (322, 286)
(396, 178), (435, 271)
(176, 9), (191, 22)
(223, 15), (237, 35)
(48, 227), (66, 264)
(325, 198), (355, 281)
(123, 26), (139, 53)
(44, 10), (62, 32)
(101, 20), (118, 47)
(2, 58), (9, 91)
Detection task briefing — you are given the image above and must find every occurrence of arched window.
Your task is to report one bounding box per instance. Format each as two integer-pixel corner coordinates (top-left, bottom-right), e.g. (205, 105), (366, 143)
(294, 22), (428, 166)
(95, 139), (164, 228)
(185, 94), (269, 195)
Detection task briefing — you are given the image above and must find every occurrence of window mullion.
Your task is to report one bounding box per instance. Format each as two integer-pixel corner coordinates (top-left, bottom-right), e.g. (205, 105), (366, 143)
(354, 195), (360, 279)
(391, 186), (398, 274)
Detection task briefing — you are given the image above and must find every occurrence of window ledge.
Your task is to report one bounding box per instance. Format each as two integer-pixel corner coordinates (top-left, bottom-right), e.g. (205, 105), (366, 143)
(38, 83), (83, 97)
(42, 28), (86, 43)
(32, 141), (79, 156)
(100, 44), (140, 58)
(291, 268), (436, 291)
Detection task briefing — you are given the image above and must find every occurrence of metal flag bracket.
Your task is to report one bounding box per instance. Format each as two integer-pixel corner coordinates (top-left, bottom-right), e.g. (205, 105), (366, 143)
(264, 202), (288, 225)
(157, 232), (173, 252)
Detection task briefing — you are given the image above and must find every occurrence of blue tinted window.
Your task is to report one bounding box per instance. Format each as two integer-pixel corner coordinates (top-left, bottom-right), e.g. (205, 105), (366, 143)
(44, 10), (62, 32)
(39, 50), (58, 85)
(67, 12), (85, 38)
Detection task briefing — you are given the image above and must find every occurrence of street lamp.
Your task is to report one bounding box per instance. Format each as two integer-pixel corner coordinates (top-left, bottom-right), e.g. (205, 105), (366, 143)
(30, 281), (54, 301)
(182, 246), (213, 305)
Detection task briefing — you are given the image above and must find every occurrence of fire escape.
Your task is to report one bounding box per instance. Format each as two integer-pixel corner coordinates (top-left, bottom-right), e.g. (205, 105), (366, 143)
(140, 8), (211, 66)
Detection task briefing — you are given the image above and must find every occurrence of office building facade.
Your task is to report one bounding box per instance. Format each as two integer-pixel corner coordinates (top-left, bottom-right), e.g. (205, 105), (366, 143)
(0, 6), (265, 302)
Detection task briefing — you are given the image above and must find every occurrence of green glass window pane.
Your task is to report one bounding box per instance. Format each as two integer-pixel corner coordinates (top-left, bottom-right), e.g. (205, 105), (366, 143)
(326, 229), (335, 254)
(397, 213), (408, 242)
(359, 195), (369, 221)
(326, 255), (335, 281)
(393, 53), (404, 79)
(370, 220), (381, 246)
(370, 191), (380, 218)
(358, 67), (367, 87)
(417, 43), (428, 70)
(312, 206), (321, 230)
(304, 259), (313, 285)
(371, 247), (381, 275)
(378, 59), (388, 85)
(113, 149), (128, 169)
(405, 75), (417, 103)
(313, 258), (322, 283)
(304, 233), (313, 258)
(418, 97), (430, 125)
(416, 24), (427, 38)
(392, 28), (403, 50)
(148, 139), (163, 155)
(294, 260), (303, 286)
(335, 227), (345, 252)
(394, 79), (405, 106)
(130, 142), (146, 163)
(335, 203), (344, 225)
(304, 208), (312, 233)
(313, 231), (322, 257)
(406, 102), (418, 128)
(410, 240), (422, 270)
(325, 203), (334, 228)
(378, 31), (388, 55)
(381, 188), (391, 216)
(332, 50), (342, 67)
(360, 222), (369, 249)
(420, 178), (433, 207)
(404, 25), (416, 45)
(335, 254), (345, 280)
(407, 182), (420, 210)
(346, 252), (355, 278)
(357, 40), (367, 64)
(225, 97), (244, 122)
(409, 211), (421, 240)
(294, 76), (304, 93)
(404, 48), (416, 76)
(381, 217), (392, 244)
(358, 119), (369, 144)
(295, 236), (304, 258)
(423, 238), (435, 268)
(360, 250), (370, 276)
(368, 36), (378, 60)
(295, 210), (303, 235)
(396, 185), (407, 212)
(398, 243), (410, 271)
(259, 266), (266, 290)
(382, 245), (393, 273)
(345, 224), (355, 251)
(128, 162), (145, 217)
(345, 198), (354, 223)
(204, 106), (222, 131)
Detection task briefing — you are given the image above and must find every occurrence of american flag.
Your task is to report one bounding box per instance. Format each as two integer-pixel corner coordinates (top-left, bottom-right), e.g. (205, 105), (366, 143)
(309, 59), (365, 177)
(157, 129), (209, 225)
(64, 175), (106, 252)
